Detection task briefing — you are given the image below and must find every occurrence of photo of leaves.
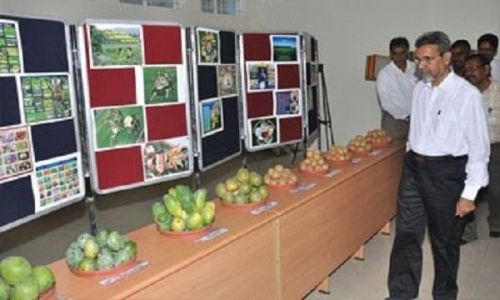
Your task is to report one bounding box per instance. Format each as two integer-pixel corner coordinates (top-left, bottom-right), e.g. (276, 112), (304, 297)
(143, 138), (190, 179)
(143, 66), (178, 104)
(93, 106), (145, 149)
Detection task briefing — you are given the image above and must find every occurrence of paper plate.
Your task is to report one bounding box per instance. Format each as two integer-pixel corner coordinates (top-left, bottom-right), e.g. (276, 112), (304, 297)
(68, 256), (137, 278)
(157, 224), (213, 240)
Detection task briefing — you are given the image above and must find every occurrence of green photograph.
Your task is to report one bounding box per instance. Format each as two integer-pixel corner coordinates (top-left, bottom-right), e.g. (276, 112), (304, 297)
(89, 23), (143, 67)
(21, 75), (72, 123)
(143, 66), (178, 104)
(272, 35), (298, 62)
(0, 21), (21, 73)
(197, 29), (219, 64)
(93, 106), (145, 149)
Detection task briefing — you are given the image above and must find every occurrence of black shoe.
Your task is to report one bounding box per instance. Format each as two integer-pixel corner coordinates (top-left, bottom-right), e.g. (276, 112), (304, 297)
(460, 239), (469, 246)
(490, 231), (500, 238)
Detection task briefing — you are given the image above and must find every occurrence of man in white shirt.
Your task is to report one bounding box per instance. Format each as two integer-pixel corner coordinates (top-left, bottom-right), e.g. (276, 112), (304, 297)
(387, 32), (490, 300)
(477, 33), (500, 81)
(461, 54), (500, 242)
(377, 37), (418, 140)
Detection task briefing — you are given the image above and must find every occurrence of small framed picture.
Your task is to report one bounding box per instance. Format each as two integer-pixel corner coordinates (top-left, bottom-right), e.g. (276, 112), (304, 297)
(197, 28), (220, 64)
(143, 66), (178, 104)
(93, 105), (145, 149)
(217, 65), (237, 96)
(250, 117), (278, 147)
(247, 62), (276, 92)
(271, 35), (299, 62)
(276, 89), (301, 115)
(200, 98), (224, 137)
(143, 137), (190, 180)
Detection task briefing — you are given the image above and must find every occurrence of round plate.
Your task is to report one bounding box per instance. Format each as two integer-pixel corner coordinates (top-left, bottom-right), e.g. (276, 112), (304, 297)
(371, 140), (391, 149)
(68, 256), (137, 278)
(351, 149), (372, 157)
(299, 168), (329, 176)
(220, 198), (268, 211)
(324, 156), (352, 166)
(39, 285), (56, 300)
(266, 181), (298, 190)
(157, 224), (213, 239)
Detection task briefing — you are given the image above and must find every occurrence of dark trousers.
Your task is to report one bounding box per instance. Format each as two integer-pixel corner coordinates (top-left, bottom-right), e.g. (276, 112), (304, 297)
(388, 151), (467, 300)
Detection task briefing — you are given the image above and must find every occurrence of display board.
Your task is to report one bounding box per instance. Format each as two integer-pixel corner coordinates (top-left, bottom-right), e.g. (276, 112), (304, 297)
(302, 32), (320, 138)
(78, 20), (193, 194)
(240, 33), (304, 152)
(0, 15), (85, 232)
(191, 27), (242, 171)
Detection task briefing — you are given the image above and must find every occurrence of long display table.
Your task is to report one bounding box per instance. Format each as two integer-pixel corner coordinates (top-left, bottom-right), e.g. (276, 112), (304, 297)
(49, 144), (404, 299)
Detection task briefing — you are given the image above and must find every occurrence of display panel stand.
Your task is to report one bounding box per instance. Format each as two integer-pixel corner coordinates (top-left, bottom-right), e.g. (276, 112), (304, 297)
(317, 64), (335, 151)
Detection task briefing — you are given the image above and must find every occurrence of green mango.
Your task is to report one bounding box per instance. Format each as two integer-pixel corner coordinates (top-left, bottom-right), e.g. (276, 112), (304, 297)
(193, 189), (208, 212)
(186, 212), (204, 230)
(170, 218), (186, 232)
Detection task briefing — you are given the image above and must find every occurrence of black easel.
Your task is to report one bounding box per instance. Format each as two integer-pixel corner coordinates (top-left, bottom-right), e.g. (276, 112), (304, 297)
(317, 63), (335, 151)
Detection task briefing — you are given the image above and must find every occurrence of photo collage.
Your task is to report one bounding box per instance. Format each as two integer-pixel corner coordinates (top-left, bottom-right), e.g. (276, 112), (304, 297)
(0, 16), (85, 229)
(21, 75), (72, 123)
(0, 20), (21, 74)
(35, 156), (82, 210)
(194, 27), (240, 170)
(84, 22), (191, 192)
(242, 33), (304, 150)
(0, 126), (33, 181)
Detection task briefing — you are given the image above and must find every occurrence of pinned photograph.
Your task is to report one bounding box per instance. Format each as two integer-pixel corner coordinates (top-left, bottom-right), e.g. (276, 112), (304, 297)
(21, 75), (72, 123)
(0, 126), (32, 182)
(143, 138), (190, 179)
(201, 98), (223, 137)
(276, 89), (300, 115)
(197, 28), (219, 64)
(0, 20), (22, 73)
(247, 62), (276, 92)
(88, 23), (143, 67)
(143, 66), (178, 104)
(272, 35), (299, 62)
(93, 106), (145, 149)
(250, 117), (278, 147)
(217, 65), (237, 96)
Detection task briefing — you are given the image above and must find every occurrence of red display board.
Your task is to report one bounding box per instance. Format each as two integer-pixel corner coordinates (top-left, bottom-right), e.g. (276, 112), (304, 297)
(79, 20), (193, 194)
(240, 33), (304, 151)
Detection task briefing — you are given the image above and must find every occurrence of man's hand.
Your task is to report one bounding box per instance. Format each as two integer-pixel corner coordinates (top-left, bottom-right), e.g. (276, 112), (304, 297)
(456, 198), (475, 217)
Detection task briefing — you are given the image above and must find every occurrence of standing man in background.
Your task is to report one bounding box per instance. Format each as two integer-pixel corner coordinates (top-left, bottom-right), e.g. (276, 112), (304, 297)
(377, 37), (418, 140)
(450, 39), (471, 77)
(461, 54), (500, 243)
(477, 33), (500, 81)
(387, 31), (490, 300)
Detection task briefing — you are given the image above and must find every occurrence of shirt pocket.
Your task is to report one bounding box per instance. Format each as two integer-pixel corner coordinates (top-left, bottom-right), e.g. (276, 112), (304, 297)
(435, 112), (457, 140)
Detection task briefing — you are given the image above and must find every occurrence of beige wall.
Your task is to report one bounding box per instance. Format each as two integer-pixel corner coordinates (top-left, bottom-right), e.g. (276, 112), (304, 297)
(2, 0), (500, 144)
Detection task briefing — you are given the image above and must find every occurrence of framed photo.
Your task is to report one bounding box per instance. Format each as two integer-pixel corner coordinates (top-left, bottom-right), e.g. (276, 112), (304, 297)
(143, 66), (178, 104)
(250, 117), (278, 147)
(217, 65), (237, 96)
(197, 28), (219, 64)
(34, 155), (82, 211)
(272, 35), (299, 62)
(0, 125), (33, 182)
(143, 137), (190, 180)
(21, 75), (72, 123)
(247, 62), (276, 92)
(88, 23), (143, 68)
(0, 19), (22, 74)
(200, 98), (224, 137)
(93, 105), (145, 149)
(276, 89), (301, 115)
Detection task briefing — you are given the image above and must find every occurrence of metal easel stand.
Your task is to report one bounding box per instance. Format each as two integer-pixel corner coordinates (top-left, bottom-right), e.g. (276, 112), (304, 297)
(70, 25), (98, 235)
(317, 63), (335, 151)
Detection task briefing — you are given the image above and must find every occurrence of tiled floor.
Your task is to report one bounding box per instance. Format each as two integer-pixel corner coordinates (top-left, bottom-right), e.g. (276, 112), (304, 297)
(1, 148), (499, 299)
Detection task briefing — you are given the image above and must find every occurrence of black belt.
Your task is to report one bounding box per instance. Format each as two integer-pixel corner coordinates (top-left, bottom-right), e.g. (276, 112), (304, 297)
(409, 150), (467, 163)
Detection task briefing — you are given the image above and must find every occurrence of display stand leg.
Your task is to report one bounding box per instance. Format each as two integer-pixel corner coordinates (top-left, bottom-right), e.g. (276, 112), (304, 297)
(85, 177), (98, 235)
(379, 221), (391, 235)
(317, 64), (335, 151)
(317, 277), (331, 294)
(352, 245), (365, 261)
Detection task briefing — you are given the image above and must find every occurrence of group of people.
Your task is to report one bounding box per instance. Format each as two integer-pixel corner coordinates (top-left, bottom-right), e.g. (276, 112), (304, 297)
(376, 32), (499, 300)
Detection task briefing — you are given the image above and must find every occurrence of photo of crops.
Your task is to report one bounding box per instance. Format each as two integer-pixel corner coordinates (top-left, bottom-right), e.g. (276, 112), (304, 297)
(93, 106), (145, 149)
(272, 35), (298, 62)
(89, 23), (143, 67)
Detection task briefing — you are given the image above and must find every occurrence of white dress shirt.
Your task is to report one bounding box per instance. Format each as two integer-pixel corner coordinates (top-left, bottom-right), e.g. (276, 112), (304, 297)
(377, 61), (418, 119)
(482, 80), (500, 143)
(491, 58), (500, 81)
(409, 71), (490, 200)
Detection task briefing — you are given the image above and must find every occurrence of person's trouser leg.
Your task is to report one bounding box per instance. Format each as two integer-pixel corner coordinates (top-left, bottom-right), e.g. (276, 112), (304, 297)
(388, 154), (426, 299)
(487, 144), (500, 233)
(416, 158), (466, 300)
